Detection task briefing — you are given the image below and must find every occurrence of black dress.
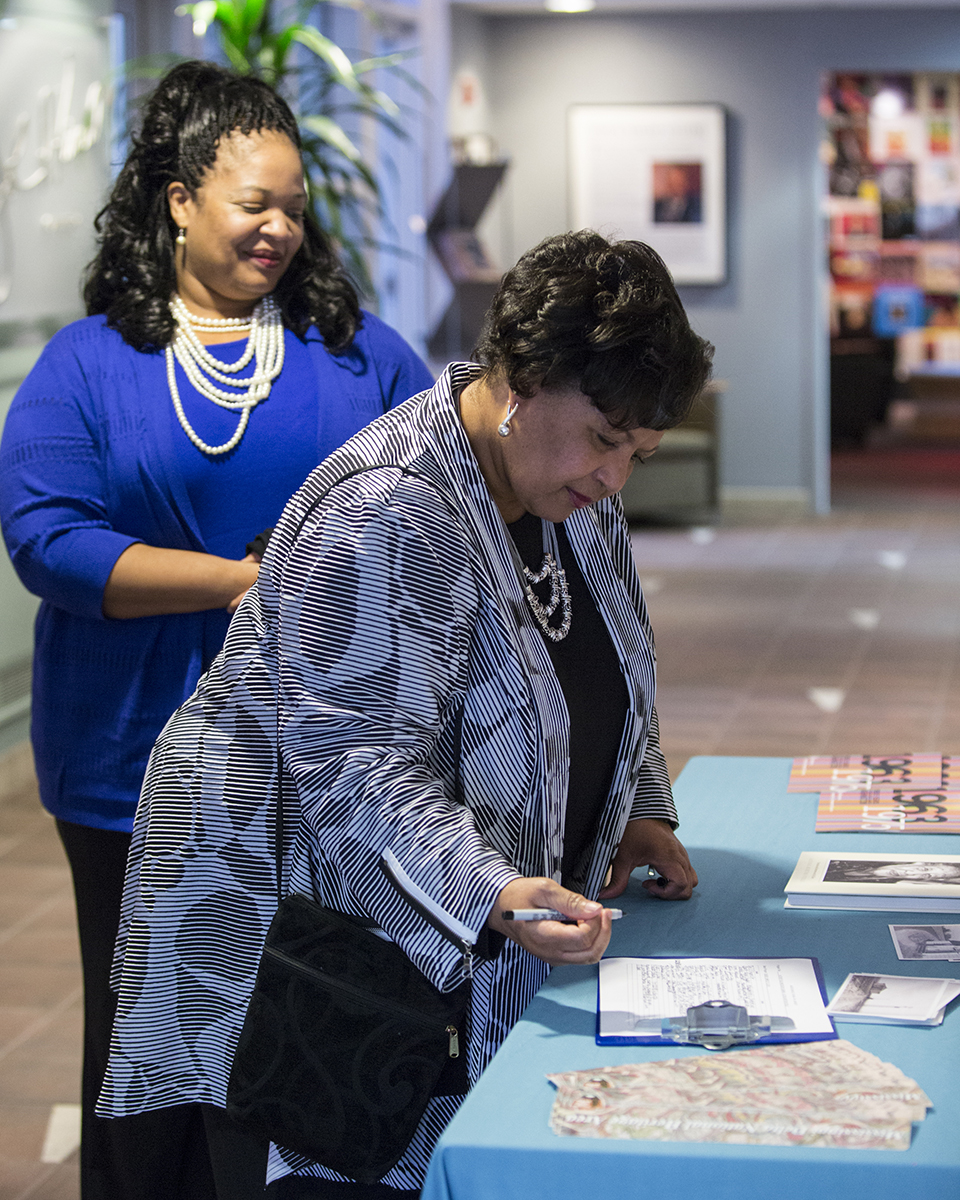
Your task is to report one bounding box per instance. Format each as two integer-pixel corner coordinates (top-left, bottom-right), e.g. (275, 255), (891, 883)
(507, 512), (630, 886)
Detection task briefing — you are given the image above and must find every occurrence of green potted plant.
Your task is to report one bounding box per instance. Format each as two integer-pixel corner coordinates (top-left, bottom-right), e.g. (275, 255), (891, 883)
(179, 0), (413, 293)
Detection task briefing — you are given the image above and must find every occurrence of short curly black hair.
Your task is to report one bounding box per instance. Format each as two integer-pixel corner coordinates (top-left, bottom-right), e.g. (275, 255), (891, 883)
(83, 60), (360, 353)
(474, 230), (713, 429)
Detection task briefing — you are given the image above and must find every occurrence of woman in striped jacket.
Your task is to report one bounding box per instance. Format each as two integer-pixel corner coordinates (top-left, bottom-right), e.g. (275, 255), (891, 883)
(99, 230), (713, 1197)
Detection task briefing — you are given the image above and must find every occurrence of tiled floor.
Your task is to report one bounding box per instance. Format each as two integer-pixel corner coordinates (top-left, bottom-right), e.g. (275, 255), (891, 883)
(1, 450), (959, 1199)
(640, 476), (960, 775)
(0, 745), (80, 1200)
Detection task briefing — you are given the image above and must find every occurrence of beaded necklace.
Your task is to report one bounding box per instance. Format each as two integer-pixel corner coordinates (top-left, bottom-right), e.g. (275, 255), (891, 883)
(166, 294), (285, 455)
(516, 519), (572, 642)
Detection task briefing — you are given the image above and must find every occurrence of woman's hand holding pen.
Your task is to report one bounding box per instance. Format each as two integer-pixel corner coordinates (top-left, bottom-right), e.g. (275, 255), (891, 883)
(488, 877), (614, 965)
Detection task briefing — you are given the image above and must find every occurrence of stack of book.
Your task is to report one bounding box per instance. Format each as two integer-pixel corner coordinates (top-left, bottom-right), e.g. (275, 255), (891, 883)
(784, 752), (960, 913)
(784, 850), (960, 913)
(787, 754), (960, 834)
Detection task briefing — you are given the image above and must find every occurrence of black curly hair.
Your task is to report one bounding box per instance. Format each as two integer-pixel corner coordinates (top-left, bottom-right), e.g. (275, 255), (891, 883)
(83, 60), (360, 353)
(474, 230), (713, 429)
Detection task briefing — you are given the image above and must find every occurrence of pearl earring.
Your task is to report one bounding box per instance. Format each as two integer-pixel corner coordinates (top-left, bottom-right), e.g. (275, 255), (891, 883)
(176, 228), (187, 246)
(497, 401), (518, 438)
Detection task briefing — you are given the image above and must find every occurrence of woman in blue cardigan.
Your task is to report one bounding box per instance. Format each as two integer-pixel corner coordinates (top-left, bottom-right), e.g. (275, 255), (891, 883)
(0, 61), (430, 1200)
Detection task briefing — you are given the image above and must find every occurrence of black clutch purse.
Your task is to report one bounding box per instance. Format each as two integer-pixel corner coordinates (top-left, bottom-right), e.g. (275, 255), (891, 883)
(226, 893), (469, 1183)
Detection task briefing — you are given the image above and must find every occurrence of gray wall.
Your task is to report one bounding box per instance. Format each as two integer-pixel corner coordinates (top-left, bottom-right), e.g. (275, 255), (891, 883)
(1, 0), (112, 330)
(452, 6), (960, 509)
(1, 0), (113, 749)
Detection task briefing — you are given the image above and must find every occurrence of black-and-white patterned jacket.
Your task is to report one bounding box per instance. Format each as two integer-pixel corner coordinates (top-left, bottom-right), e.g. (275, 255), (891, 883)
(99, 363), (678, 1188)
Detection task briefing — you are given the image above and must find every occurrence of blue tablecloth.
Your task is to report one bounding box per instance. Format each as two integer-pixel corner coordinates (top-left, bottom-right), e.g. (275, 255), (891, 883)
(421, 756), (960, 1200)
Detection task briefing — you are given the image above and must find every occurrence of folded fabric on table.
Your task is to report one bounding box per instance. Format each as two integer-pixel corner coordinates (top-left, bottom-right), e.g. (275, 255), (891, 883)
(548, 1040), (931, 1150)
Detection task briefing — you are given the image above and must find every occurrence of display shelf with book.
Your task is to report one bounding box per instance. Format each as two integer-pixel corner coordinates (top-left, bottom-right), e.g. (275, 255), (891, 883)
(824, 72), (960, 447)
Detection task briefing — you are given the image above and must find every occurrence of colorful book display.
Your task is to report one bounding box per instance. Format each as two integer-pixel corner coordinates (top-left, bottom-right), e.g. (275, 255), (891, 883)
(789, 754), (960, 833)
(824, 73), (960, 370)
(788, 754), (945, 793)
(815, 787), (960, 833)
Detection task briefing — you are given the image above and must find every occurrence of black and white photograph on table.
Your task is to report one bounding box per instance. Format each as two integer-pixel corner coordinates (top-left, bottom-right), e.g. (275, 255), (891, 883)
(827, 973), (960, 1025)
(823, 858), (960, 885)
(890, 924), (960, 961)
(568, 104), (726, 285)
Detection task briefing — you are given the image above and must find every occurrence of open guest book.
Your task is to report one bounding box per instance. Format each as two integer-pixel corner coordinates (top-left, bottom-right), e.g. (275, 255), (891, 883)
(597, 957), (836, 1048)
(784, 851), (960, 913)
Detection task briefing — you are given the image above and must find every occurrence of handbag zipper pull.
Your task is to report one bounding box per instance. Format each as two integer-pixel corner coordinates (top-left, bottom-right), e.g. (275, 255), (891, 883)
(446, 1025), (460, 1058)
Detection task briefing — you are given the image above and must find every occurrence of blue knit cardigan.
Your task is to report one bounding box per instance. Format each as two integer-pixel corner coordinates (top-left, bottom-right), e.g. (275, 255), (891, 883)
(0, 313), (432, 831)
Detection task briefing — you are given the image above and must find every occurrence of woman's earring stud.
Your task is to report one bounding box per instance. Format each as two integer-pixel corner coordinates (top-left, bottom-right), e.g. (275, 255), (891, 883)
(176, 228), (187, 246)
(497, 402), (518, 438)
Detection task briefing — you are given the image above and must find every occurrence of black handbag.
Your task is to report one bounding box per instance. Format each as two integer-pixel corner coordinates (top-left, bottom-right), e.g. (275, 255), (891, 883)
(225, 600), (470, 1179)
(225, 891), (470, 1183)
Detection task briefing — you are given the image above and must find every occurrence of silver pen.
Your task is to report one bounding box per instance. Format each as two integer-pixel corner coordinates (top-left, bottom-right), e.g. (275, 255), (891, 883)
(501, 908), (624, 922)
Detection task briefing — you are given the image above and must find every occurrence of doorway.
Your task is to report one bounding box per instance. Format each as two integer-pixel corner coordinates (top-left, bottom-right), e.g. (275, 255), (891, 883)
(823, 71), (960, 497)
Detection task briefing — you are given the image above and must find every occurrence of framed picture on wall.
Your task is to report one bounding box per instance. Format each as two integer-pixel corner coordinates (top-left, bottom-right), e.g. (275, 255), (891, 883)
(568, 103), (726, 285)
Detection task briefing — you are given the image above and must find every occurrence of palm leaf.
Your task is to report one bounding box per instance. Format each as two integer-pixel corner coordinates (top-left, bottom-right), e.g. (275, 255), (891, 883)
(171, 0), (415, 298)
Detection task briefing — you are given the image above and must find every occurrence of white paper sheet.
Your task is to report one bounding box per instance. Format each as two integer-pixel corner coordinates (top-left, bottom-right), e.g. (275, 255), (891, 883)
(598, 957), (834, 1041)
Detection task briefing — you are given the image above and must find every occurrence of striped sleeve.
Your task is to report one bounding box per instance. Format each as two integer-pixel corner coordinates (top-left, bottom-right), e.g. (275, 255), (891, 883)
(629, 705), (678, 826)
(592, 496), (677, 826)
(279, 474), (520, 991)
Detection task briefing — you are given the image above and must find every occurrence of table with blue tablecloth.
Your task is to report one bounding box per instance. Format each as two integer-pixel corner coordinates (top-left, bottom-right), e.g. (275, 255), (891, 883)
(421, 756), (960, 1200)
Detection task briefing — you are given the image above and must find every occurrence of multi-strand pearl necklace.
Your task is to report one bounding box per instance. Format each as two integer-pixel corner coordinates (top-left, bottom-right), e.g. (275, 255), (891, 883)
(165, 293), (285, 455)
(521, 521), (572, 642)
